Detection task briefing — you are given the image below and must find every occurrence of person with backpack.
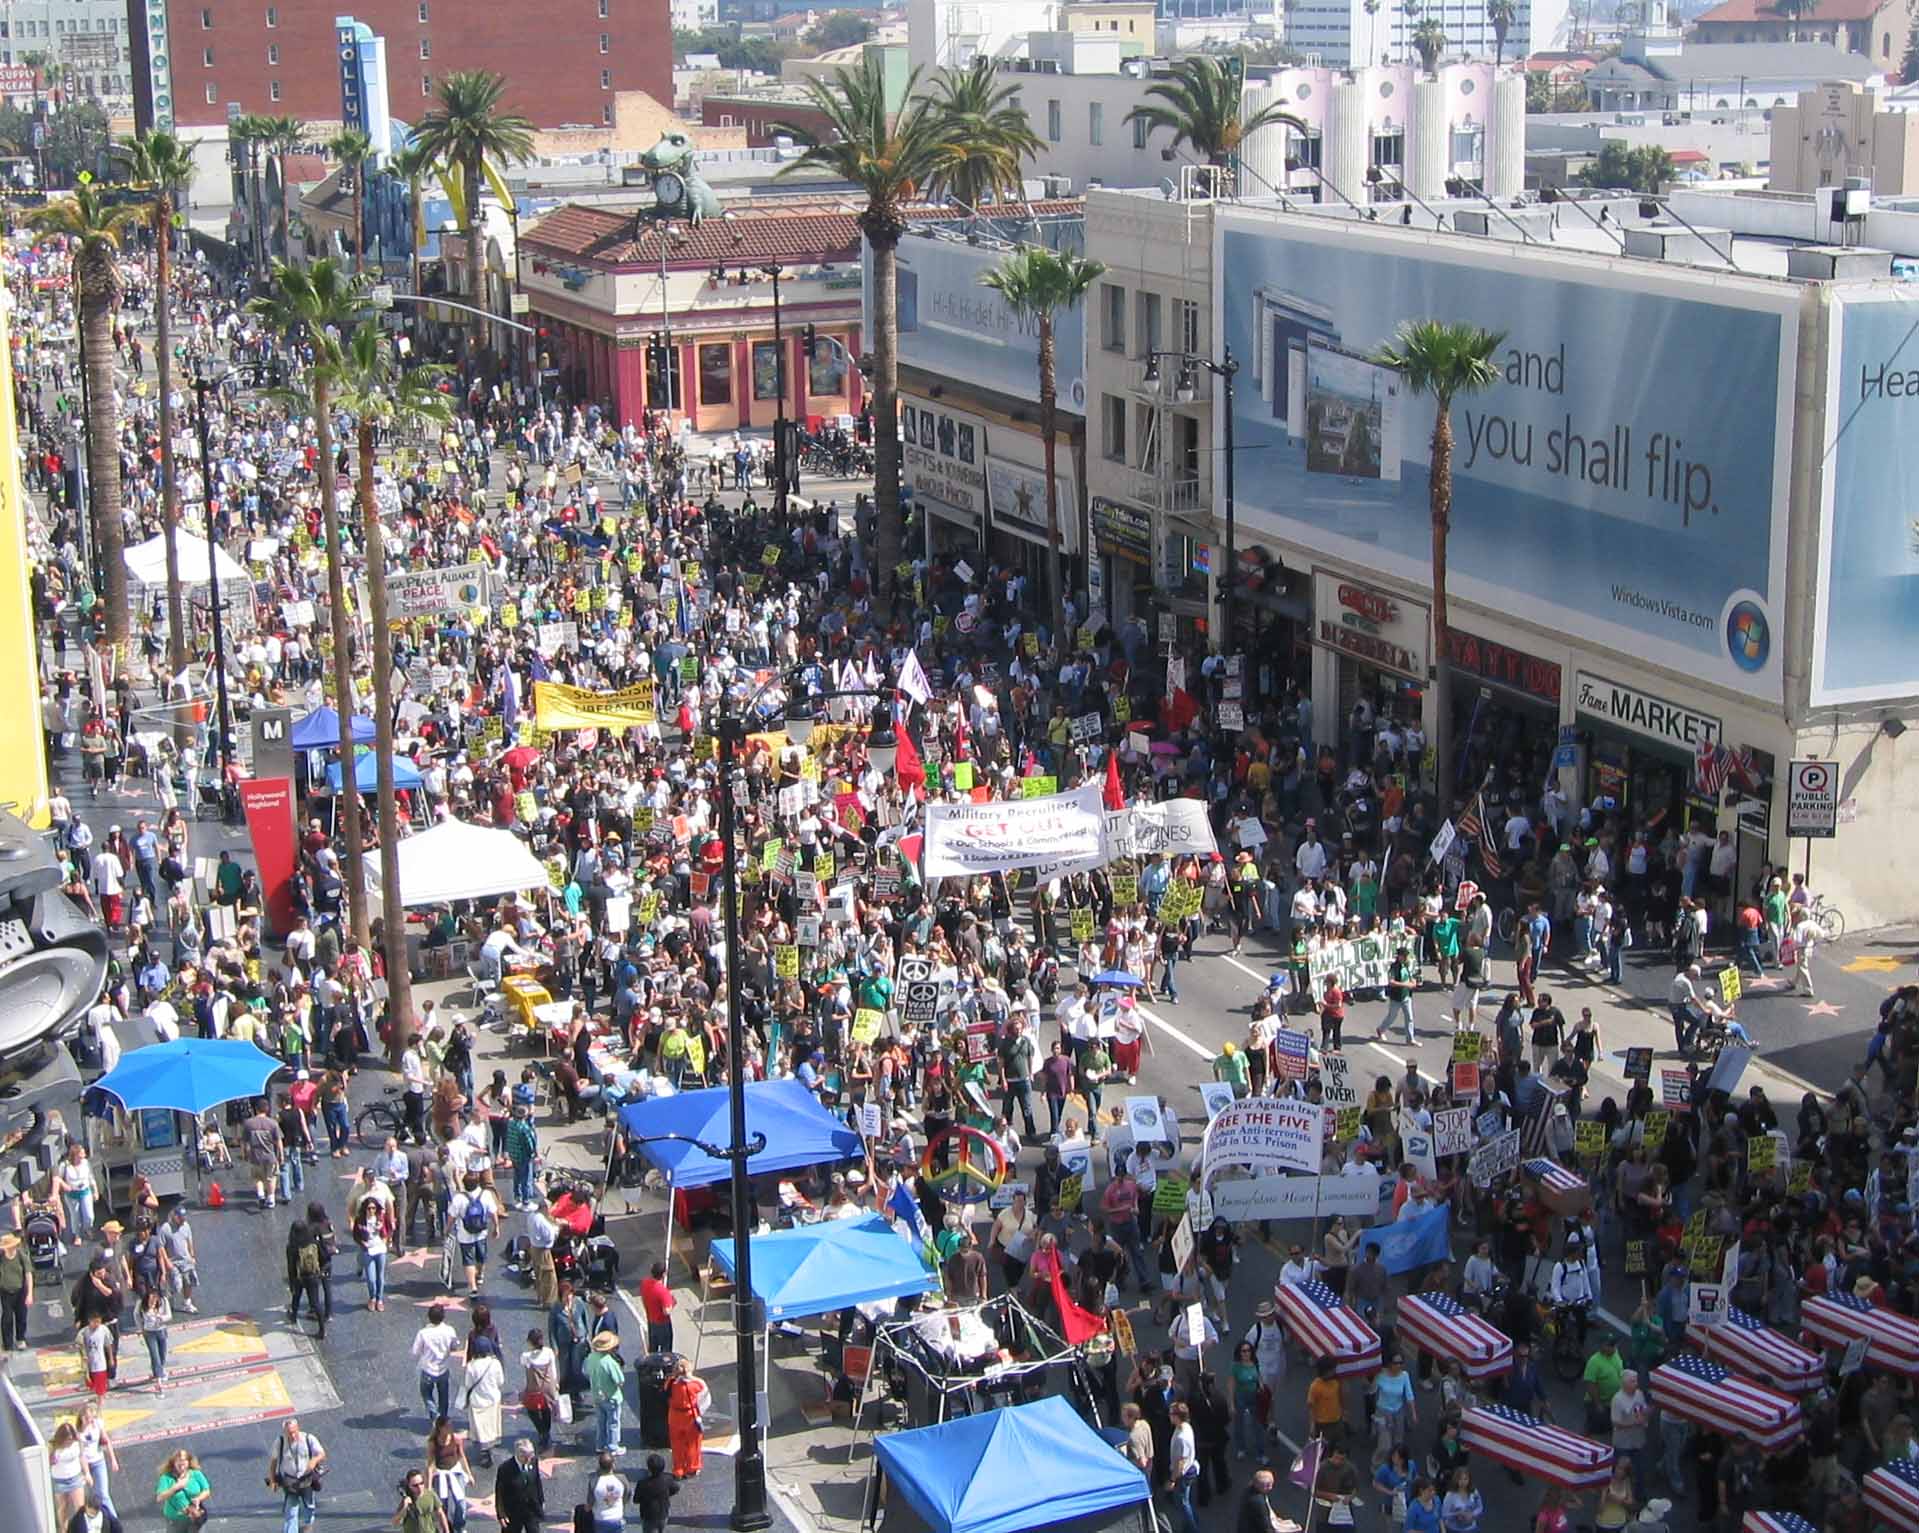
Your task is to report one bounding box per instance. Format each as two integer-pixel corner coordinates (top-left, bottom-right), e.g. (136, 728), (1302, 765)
(125, 1218), (170, 1303)
(284, 1222), (327, 1341)
(265, 1419), (326, 1533)
(449, 1175), (501, 1299)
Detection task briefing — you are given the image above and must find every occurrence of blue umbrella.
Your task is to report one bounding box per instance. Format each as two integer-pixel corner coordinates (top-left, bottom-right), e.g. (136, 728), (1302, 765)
(1090, 969), (1145, 988)
(289, 706), (376, 750)
(89, 1039), (284, 1116)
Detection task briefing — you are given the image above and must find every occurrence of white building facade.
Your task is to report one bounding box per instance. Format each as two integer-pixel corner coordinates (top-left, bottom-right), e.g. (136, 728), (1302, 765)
(0, 0), (135, 104)
(1286, 0), (1569, 68)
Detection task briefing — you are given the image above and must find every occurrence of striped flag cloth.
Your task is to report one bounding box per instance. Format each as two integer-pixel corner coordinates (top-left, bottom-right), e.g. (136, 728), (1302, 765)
(1519, 1100), (1559, 1160)
(1459, 1405), (1614, 1490)
(1696, 740), (1732, 796)
(1742, 1513), (1820, 1533)
(1397, 1292), (1514, 1382)
(1700, 1307), (1826, 1394)
(1273, 1278), (1382, 1378)
(1648, 1355), (1804, 1450)
(1522, 1158), (1586, 1197)
(1802, 1292), (1919, 1378)
(1865, 1457), (1919, 1533)
(1454, 793), (1505, 879)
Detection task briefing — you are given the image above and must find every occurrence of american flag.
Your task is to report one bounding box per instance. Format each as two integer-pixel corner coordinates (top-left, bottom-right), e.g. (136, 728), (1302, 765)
(1272, 1278), (1382, 1379)
(1458, 1405), (1614, 1490)
(1741, 1514), (1820, 1533)
(1396, 1292), (1514, 1382)
(1801, 1292), (1919, 1378)
(1518, 1091), (1562, 1159)
(1865, 1457), (1919, 1533)
(1696, 740), (1732, 796)
(1454, 793), (1504, 880)
(1700, 1307), (1826, 1394)
(1522, 1158), (1586, 1197)
(1647, 1355), (1804, 1451)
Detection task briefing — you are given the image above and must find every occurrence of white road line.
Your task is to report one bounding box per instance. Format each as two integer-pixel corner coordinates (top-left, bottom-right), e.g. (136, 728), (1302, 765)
(1367, 1041), (1443, 1087)
(1133, 1001), (1218, 1062)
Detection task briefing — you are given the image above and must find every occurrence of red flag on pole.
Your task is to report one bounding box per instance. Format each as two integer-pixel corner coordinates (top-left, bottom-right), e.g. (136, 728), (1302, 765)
(1103, 752), (1126, 812)
(1049, 1268), (1107, 1345)
(892, 728), (926, 800)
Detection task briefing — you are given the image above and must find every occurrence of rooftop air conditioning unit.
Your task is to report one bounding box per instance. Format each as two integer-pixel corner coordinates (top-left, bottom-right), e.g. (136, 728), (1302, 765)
(1042, 174), (1073, 196)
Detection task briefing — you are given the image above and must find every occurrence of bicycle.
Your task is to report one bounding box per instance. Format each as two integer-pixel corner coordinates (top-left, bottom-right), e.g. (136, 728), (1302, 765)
(1538, 1301), (1591, 1383)
(355, 1085), (408, 1150)
(1809, 892), (1847, 944)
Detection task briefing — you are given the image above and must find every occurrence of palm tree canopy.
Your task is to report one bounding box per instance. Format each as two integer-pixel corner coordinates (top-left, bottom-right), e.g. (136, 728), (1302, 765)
(926, 57), (1042, 206)
(980, 244), (1107, 321)
(327, 128), (373, 166)
(412, 70), (534, 183)
(386, 141), (437, 185)
(1123, 54), (1305, 164)
(1487, 0), (1517, 32)
(1372, 319), (1505, 411)
(123, 129), (197, 209)
(327, 322), (455, 429)
(1411, 17), (1449, 66)
(30, 175), (138, 291)
(777, 54), (1016, 242)
(247, 257), (367, 369)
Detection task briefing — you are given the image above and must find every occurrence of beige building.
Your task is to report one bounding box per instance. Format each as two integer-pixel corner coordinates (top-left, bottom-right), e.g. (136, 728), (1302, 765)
(1060, 0), (1154, 52)
(1770, 80), (1919, 194)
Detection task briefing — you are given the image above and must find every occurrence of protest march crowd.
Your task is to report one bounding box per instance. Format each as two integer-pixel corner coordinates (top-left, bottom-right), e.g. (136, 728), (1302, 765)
(6, 224), (1919, 1533)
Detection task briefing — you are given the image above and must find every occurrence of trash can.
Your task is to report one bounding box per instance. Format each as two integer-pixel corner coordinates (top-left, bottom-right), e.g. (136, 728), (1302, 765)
(634, 1352), (678, 1449)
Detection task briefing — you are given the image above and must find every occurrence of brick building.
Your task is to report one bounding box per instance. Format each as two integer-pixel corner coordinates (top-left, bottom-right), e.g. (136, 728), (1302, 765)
(131, 0), (672, 132)
(518, 197), (867, 431)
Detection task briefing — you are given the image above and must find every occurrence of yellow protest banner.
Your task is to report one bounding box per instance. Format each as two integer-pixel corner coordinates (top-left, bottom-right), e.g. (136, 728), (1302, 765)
(1112, 696), (1132, 723)
(1574, 1120), (1607, 1159)
(852, 1008), (886, 1045)
(500, 603), (519, 629)
(1747, 1136), (1778, 1173)
(813, 851), (835, 882)
(637, 892), (661, 927)
(1070, 909), (1096, 941)
(1719, 966), (1742, 1006)
(775, 945), (800, 979)
(533, 680), (657, 729)
(1021, 775), (1057, 798)
(1111, 873), (1139, 905)
(1451, 1031), (1484, 1063)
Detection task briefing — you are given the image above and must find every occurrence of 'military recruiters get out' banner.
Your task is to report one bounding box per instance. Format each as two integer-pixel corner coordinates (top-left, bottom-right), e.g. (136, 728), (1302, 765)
(922, 779), (1108, 877)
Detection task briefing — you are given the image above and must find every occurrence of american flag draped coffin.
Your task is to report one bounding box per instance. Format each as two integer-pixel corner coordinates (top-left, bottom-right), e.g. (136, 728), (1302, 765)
(1647, 1355), (1804, 1450)
(1740, 1514), (1818, 1533)
(1272, 1279), (1382, 1378)
(1396, 1292), (1514, 1382)
(1698, 1307), (1826, 1393)
(1865, 1458), (1919, 1533)
(1521, 1157), (1591, 1214)
(1458, 1405), (1614, 1489)
(1800, 1292), (1919, 1377)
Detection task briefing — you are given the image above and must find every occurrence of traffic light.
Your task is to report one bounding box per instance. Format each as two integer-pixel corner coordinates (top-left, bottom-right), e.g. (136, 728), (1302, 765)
(803, 323), (818, 362)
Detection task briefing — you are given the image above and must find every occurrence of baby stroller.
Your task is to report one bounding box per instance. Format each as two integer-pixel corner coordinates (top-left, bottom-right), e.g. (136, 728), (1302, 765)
(23, 1203), (62, 1279)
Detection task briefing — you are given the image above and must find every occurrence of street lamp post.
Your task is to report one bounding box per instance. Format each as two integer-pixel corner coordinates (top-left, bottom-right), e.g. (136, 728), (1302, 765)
(638, 222), (685, 418)
(1141, 344), (1238, 649)
(762, 262), (786, 519)
(190, 360), (235, 799)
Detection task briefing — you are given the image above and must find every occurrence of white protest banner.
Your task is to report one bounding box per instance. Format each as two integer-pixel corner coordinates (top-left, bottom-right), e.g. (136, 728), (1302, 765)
(858, 1103), (883, 1139)
(385, 561), (491, 621)
(1171, 1216), (1196, 1275)
(1111, 799), (1222, 861)
(1071, 712), (1105, 744)
(1690, 1283), (1726, 1328)
(1125, 1096), (1171, 1145)
(923, 779), (1108, 878)
(1197, 1082), (1238, 1121)
(1208, 1172), (1383, 1223)
(989, 1179), (1030, 1210)
(1432, 1107), (1475, 1158)
(1403, 1126), (1437, 1182)
(282, 599), (315, 628)
(1319, 1051), (1360, 1110)
(1201, 1096), (1324, 1180)
(1467, 1129), (1522, 1188)
(1183, 1301), (1207, 1345)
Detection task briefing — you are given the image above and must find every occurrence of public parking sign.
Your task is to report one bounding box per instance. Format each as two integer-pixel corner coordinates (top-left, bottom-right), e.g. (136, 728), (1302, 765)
(1787, 758), (1838, 839)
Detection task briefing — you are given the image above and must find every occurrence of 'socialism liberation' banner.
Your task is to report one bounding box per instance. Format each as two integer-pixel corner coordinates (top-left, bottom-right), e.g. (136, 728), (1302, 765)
(532, 680), (658, 730)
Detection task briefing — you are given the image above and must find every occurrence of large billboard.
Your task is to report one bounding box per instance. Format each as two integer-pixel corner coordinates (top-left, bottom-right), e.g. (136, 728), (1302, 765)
(1216, 212), (1797, 702)
(1812, 292), (1919, 705)
(868, 231), (1087, 411)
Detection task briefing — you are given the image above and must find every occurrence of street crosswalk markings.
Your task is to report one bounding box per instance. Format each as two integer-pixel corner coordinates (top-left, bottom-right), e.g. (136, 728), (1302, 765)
(193, 1371), (292, 1411)
(172, 1320), (265, 1357)
(98, 1407), (153, 1434)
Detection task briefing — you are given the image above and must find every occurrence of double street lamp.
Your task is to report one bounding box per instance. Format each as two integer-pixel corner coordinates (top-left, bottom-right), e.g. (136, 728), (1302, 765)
(190, 357), (241, 799)
(1141, 346), (1240, 646)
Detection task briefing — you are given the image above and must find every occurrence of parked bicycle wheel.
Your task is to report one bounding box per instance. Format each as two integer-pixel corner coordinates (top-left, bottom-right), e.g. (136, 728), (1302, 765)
(1816, 902), (1847, 944)
(356, 1100), (403, 1151)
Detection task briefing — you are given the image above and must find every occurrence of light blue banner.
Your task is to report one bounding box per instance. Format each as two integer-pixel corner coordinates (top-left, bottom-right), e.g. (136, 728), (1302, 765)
(1366, 1204), (1454, 1276)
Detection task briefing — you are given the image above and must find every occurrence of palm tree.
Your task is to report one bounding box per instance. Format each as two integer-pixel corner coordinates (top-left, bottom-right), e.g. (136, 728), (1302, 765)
(1411, 16), (1449, 70)
(123, 129), (198, 681)
(777, 53), (1031, 606)
(927, 58), (1041, 211)
(257, 114), (306, 262)
(1774, 0), (1817, 41)
(1488, 0), (1517, 64)
(1123, 55), (1306, 192)
(249, 258), (372, 943)
(980, 245), (1105, 646)
(386, 142), (438, 304)
(30, 176), (138, 657)
(325, 322), (452, 1060)
(231, 113), (274, 274)
(1362, 0), (1382, 65)
(1371, 320), (1504, 816)
(325, 127), (375, 271)
(411, 71), (533, 353)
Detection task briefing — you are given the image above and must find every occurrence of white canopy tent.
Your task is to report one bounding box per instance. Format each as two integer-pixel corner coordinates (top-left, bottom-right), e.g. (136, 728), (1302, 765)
(369, 818), (551, 907)
(125, 532), (257, 632)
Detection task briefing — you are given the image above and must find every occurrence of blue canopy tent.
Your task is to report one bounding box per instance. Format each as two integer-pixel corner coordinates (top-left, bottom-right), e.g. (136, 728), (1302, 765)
(290, 707), (376, 750)
(873, 1398), (1151, 1533)
(709, 1214), (935, 1321)
(325, 750), (426, 792)
(615, 1079), (862, 1187)
(87, 1039), (285, 1116)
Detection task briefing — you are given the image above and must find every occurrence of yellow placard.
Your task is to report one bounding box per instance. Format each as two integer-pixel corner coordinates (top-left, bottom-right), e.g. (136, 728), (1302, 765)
(851, 1007), (886, 1045)
(813, 851), (835, 882)
(500, 603), (519, 629)
(637, 892), (661, 927)
(1021, 775), (1057, 798)
(775, 945), (799, 979)
(1747, 1135), (1778, 1173)
(1719, 966), (1742, 1006)
(1070, 909), (1096, 941)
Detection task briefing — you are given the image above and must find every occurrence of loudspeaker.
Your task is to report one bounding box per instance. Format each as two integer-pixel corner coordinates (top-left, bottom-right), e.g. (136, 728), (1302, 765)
(0, 812), (108, 1063)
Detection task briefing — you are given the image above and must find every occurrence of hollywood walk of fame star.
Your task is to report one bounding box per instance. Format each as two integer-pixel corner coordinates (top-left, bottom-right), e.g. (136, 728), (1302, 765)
(1805, 1001), (1845, 1017)
(413, 1292), (467, 1310)
(1843, 955), (1903, 974)
(389, 1248), (439, 1269)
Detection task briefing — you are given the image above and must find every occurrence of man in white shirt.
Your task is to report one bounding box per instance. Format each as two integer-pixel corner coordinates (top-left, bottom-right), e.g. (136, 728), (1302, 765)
(411, 1303), (460, 1421)
(448, 1176), (502, 1297)
(1295, 826), (1329, 883)
(1279, 1243), (1323, 1289)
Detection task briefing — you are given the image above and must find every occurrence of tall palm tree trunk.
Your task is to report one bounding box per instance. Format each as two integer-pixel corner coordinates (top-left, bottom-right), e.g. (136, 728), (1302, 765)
(463, 149), (487, 358)
(1429, 406), (1457, 817)
(354, 186), (365, 272)
(1038, 315), (1066, 647)
(360, 422), (414, 1060)
(154, 207), (187, 682)
(407, 174), (423, 303)
(79, 280), (128, 655)
(315, 377), (368, 943)
(280, 156), (293, 262)
(868, 234), (903, 604)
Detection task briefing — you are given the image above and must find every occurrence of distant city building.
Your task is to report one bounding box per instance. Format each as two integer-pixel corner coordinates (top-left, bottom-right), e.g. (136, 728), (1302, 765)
(1286, 0), (1570, 69)
(1691, 0), (1907, 63)
(2, 0), (134, 103)
(1770, 78), (1919, 192)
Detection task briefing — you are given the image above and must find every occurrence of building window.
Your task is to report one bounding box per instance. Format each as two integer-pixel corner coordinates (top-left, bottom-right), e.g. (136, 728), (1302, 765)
(1135, 290), (1161, 359)
(420, 39), (430, 57)
(418, 1), (429, 18)
(1047, 99), (1061, 142)
(600, 68), (610, 88)
(600, 32), (610, 51)
(1100, 282), (1124, 352)
(1133, 112), (1149, 149)
(267, 43), (278, 64)
(1449, 125), (1482, 166)
(699, 343), (732, 406)
(205, 82), (217, 103)
(202, 46), (213, 65)
(269, 79), (281, 101)
(1089, 101), (1102, 145)
(599, 0), (609, 14)
(1102, 393), (1126, 462)
(602, 104), (613, 126)
(265, 5), (277, 26)
(422, 73), (432, 95)
(1179, 298), (1199, 356)
(1371, 130), (1403, 167)
(200, 8), (211, 26)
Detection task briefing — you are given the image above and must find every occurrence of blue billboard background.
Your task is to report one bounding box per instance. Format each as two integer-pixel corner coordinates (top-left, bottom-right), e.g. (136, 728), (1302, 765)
(1816, 297), (1919, 704)
(866, 224), (1087, 411)
(1217, 215), (1794, 701)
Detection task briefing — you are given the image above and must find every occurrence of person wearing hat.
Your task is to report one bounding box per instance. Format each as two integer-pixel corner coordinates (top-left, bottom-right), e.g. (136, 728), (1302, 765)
(585, 1330), (626, 1455)
(0, 1230), (29, 1349)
